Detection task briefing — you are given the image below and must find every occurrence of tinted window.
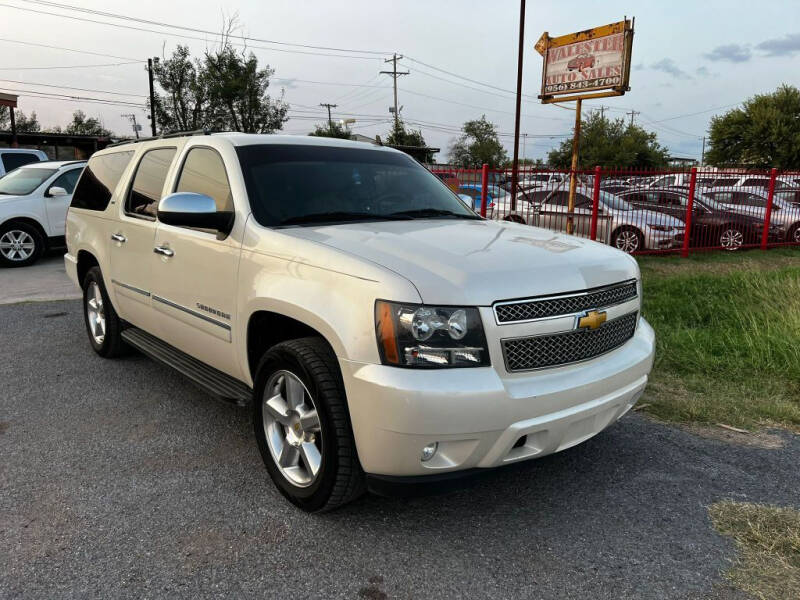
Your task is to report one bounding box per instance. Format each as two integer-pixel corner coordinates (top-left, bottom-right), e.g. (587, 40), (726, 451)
(1, 152), (41, 172)
(49, 168), (82, 194)
(70, 151), (133, 211)
(175, 147), (233, 212)
(732, 192), (767, 207)
(236, 145), (476, 227)
(713, 178), (739, 186)
(0, 167), (56, 195)
(126, 148), (176, 218)
(545, 192), (591, 208)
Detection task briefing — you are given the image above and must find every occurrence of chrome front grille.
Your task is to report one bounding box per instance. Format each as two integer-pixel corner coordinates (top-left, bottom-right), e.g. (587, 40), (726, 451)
(494, 280), (638, 324)
(501, 312), (638, 372)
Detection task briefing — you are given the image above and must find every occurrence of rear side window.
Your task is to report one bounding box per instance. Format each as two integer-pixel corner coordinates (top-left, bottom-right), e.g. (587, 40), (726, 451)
(70, 151), (134, 211)
(1, 152), (41, 172)
(175, 147), (233, 212)
(126, 148), (177, 219)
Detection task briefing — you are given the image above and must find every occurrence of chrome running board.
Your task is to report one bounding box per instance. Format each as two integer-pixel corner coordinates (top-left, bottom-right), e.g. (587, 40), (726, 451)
(121, 328), (252, 406)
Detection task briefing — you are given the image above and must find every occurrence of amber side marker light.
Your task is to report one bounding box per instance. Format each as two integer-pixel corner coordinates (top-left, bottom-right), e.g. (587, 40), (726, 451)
(375, 300), (400, 364)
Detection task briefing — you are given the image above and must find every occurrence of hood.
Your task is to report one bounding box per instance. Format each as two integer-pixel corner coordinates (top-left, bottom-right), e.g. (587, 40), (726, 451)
(282, 219), (639, 305)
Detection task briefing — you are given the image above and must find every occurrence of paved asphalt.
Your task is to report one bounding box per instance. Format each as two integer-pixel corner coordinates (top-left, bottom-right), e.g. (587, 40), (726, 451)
(1, 300), (798, 599)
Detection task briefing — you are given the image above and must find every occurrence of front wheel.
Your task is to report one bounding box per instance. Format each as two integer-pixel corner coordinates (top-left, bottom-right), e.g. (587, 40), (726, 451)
(719, 227), (744, 251)
(253, 337), (365, 512)
(0, 221), (44, 268)
(613, 227), (643, 254)
(787, 223), (800, 244)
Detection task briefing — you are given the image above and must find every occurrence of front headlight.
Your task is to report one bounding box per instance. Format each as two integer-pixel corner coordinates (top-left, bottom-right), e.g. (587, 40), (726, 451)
(375, 300), (490, 368)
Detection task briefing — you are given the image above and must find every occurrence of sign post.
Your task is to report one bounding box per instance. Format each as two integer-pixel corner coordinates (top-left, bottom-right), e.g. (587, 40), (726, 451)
(536, 19), (634, 234)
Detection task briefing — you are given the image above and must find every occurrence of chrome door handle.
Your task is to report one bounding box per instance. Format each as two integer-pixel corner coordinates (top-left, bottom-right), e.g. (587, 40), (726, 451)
(111, 233), (127, 243)
(153, 245), (174, 257)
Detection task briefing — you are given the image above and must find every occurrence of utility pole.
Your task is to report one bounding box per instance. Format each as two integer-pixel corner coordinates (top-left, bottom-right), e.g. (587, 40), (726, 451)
(597, 105), (607, 119)
(510, 0), (526, 211)
(380, 53), (409, 129)
(701, 136), (706, 166)
(121, 113), (140, 139)
(319, 103), (337, 129)
(626, 109), (640, 127)
(147, 58), (158, 136)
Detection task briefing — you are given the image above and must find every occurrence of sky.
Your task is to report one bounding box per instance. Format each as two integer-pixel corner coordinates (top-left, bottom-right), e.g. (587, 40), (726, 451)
(1, 0), (799, 163)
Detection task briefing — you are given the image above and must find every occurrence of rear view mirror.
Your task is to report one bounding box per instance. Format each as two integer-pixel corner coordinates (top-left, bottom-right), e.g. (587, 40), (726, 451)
(157, 192), (234, 235)
(48, 186), (68, 197)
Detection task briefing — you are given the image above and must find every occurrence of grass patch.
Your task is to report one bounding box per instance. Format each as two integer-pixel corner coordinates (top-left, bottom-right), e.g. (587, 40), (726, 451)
(709, 501), (800, 600)
(636, 248), (800, 430)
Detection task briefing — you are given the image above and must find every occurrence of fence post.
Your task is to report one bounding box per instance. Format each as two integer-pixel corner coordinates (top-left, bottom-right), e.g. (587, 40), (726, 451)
(590, 165), (601, 241)
(681, 167), (697, 258)
(761, 167), (777, 250)
(480, 163), (489, 217)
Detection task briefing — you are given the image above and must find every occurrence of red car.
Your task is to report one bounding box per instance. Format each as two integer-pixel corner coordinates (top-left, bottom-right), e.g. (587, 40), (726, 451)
(567, 54), (595, 71)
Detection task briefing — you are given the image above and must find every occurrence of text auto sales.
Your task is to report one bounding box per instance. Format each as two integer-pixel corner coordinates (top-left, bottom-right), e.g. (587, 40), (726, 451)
(544, 34), (624, 93)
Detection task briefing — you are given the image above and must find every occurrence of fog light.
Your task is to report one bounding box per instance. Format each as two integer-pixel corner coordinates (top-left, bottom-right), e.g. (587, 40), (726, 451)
(421, 442), (438, 462)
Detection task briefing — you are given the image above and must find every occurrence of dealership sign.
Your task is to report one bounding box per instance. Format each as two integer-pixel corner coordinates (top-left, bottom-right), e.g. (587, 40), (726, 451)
(536, 19), (634, 103)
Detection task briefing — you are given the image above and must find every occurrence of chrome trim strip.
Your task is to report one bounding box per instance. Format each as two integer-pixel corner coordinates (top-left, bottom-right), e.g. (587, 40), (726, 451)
(492, 279), (638, 326)
(111, 279), (150, 297)
(500, 312), (639, 373)
(152, 294), (231, 331)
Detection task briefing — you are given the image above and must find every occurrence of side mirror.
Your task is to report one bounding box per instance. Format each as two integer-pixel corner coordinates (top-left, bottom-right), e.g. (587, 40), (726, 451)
(48, 186), (68, 197)
(157, 192), (234, 235)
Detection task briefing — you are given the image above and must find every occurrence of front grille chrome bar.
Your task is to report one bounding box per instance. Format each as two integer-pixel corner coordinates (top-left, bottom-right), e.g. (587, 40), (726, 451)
(493, 280), (638, 325)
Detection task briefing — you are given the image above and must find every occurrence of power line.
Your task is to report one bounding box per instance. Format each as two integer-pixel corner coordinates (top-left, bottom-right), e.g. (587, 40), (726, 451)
(0, 36), (139, 61)
(1, 87), (143, 107)
(25, 0), (393, 55)
(0, 78), (147, 98)
(1, 1), (387, 60)
(0, 60), (141, 71)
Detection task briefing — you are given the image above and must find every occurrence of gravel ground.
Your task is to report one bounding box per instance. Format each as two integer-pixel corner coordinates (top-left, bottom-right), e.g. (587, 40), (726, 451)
(1, 300), (798, 599)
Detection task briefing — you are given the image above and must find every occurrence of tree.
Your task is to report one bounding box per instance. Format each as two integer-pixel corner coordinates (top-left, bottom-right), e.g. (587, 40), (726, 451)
(547, 113), (669, 169)
(449, 116), (507, 167)
(309, 121), (352, 139)
(64, 110), (110, 136)
(386, 120), (434, 163)
(151, 25), (288, 134)
(0, 108), (40, 132)
(705, 84), (800, 168)
(152, 45), (207, 132)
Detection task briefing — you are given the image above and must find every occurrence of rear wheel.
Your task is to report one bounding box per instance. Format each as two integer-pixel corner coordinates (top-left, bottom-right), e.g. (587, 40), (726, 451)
(0, 221), (44, 268)
(253, 337), (365, 512)
(719, 227), (744, 251)
(612, 227), (643, 253)
(82, 266), (127, 357)
(787, 223), (800, 244)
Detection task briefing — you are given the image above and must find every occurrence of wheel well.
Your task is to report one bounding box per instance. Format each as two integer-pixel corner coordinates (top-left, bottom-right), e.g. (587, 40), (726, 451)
(76, 250), (99, 287)
(1, 217), (47, 244)
(503, 214), (525, 224)
(247, 311), (332, 380)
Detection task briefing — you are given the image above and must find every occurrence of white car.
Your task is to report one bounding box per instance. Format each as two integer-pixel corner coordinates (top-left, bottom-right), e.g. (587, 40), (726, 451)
(0, 160), (85, 267)
(64, 133), (654, 511)
(0, 148), (48, 176)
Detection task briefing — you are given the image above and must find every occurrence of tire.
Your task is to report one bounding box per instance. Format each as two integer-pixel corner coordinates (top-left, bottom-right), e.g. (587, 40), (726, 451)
(253, 337), (365, 512)
(788, 223), (800, 244)
(612, 227), (643, 254)
(719, 226), (744, 251)
(82, 266), (127, 358)
(0, 221), (45, 268)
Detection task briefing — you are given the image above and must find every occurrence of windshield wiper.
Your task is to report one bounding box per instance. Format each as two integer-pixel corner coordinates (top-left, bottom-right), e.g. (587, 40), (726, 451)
(278, 211), (412, 225)
(389, 208), (481, 220)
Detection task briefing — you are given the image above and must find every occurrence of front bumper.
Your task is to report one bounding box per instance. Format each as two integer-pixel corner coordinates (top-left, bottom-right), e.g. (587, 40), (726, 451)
(340, 317), (655, 477)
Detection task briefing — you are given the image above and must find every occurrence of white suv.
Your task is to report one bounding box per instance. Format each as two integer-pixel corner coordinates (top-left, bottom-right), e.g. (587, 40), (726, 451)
(64, 133), (655, 511)
(0, 148), (48, 176)
(0, 160), (85, 267)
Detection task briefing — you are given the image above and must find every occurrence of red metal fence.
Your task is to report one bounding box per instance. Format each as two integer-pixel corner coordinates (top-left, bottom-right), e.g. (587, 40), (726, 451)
(430, 165), (800, 255)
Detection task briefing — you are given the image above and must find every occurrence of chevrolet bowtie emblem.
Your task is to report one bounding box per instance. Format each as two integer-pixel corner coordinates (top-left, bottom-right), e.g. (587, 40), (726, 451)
(577, 310), (607, 330)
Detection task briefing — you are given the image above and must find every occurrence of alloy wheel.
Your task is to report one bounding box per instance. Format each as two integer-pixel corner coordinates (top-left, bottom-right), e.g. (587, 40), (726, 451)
(85, 281), (106, 345)
(262, 370), (323, 488)
(0, 230), (35, 261)
(614, 230), (640, 253)
(791, 227), (800, 244)
(720, 228), (743, 250)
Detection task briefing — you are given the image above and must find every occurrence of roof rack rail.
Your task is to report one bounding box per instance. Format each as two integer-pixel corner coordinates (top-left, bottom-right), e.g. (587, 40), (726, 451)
(106, 128), (214, 148)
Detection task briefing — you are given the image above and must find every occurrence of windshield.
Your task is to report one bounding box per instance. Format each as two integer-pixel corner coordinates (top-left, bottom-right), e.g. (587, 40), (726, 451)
(598, 190), (633, 211)
(237, 145), (479, 226)
(0, 168), (56, 195)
